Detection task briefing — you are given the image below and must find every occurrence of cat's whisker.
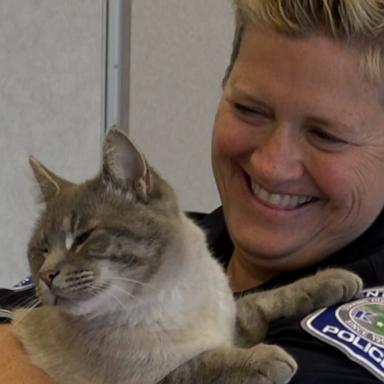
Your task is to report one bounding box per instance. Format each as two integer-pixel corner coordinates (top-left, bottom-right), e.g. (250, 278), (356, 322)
(0, 287), (38, 305)
(87, 290), (100, 299)
(10, 300), (40, 326)
(104, 290), (127, 311)
(110, 284), (135, 299)
(86, 283), (106, 296)
(14, 297), (41, 308)
(87, 281), (135, 299)
(0, 299), (41, 344)
(0, 289), (23, 302)
(6, 296), (33, 308)
(11, 295), (41, 310)
(22, 298), (40, 309)
(108, 277), (157, 291)
(87, 283), (131, 311)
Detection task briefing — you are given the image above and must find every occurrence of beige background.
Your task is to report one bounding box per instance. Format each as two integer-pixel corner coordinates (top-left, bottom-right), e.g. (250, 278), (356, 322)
(129, 0), (234, 212)
(0, 0), (234, 286)
(0, 0), (104, 286)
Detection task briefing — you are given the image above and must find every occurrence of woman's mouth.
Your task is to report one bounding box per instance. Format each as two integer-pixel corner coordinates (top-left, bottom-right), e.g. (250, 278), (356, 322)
(248, 177), (318, 210)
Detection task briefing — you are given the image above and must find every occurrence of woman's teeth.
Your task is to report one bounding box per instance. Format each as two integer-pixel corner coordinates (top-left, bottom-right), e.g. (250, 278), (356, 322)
(250, 180), (313, 209)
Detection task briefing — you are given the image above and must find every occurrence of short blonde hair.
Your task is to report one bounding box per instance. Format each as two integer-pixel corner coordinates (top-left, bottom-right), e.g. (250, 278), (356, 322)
(224, 0), (384, 84)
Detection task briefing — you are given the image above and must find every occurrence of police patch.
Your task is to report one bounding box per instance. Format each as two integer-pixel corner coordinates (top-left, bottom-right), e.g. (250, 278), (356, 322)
(302, 287), (384, 382)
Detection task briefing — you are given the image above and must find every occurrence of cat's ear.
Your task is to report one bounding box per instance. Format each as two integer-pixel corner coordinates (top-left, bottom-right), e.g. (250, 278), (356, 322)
(102, 128), (151, 202)
(29, 156), (73, 204)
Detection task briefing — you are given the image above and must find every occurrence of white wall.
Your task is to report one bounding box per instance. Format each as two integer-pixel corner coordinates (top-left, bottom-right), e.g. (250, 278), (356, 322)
(0, 0), (104, 287)
(0, 0), (235, 287)
(129, 0), (234, 212)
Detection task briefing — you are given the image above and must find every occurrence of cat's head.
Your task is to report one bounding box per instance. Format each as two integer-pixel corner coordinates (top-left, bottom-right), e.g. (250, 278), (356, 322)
(28, 129), (180, 318)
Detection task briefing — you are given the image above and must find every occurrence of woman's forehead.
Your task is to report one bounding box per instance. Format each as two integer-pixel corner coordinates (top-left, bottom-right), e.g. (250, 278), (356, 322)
(228, 25), (384, 136)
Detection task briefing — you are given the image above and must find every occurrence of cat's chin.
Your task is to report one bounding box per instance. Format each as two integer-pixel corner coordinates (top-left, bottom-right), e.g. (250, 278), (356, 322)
(39, 287), (57, 306)
(54, 293), (121, 320)
(38, 284), (129, 320)
(59, 300), (100, 317)
(38, 290), (101, 319)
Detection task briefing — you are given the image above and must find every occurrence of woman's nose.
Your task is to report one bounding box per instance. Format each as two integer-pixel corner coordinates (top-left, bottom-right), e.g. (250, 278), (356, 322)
(250, 124), (304, 183)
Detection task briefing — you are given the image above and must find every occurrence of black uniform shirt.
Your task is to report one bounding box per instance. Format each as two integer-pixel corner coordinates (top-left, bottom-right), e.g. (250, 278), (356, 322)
(191, 207), (384, 384)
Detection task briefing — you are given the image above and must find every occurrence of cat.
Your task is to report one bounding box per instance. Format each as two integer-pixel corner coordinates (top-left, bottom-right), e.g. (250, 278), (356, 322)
(12, 128), (362, 384)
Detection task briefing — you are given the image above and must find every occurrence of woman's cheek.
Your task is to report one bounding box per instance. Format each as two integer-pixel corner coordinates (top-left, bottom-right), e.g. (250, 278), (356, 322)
(213, 110), (253, 159)
(309, 152), (363, 206)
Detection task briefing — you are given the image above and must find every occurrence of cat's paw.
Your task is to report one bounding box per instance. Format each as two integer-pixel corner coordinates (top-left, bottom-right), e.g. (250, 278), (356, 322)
(303, 268), (363, 309)
(242, 344), (297, 384)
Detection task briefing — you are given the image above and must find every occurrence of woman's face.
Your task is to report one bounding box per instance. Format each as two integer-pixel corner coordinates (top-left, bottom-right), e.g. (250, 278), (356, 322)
(212, 25), (384, 272)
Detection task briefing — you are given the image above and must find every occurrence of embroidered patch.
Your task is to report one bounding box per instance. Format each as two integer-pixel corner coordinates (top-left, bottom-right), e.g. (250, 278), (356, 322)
(302, 287), (384, 382)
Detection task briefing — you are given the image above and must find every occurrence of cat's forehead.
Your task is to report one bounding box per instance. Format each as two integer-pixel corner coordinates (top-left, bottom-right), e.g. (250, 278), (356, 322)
(41, 194), (134, 232)
(37, 177), (162, 239)
(62, 215), (71, 232)
(40, 210), (78, 235)
(61, 214), (84, 233)
(40, 194), (93, 234)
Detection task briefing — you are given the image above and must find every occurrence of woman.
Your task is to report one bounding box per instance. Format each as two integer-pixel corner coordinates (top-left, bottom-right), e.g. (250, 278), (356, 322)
(198, 1), (384, 382)
(1, 0), (384, 382)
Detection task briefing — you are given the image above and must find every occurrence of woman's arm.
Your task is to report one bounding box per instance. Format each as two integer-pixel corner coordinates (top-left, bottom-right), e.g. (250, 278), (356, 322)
(0, 324), (55, 383)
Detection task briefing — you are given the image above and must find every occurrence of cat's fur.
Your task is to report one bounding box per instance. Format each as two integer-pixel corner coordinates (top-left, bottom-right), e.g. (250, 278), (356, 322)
(13, 129), (362, 384)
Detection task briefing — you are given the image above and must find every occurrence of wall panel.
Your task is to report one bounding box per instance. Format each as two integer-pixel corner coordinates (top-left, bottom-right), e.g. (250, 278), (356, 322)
(129, 0), (234, 211)
(0, 0), (104, 286)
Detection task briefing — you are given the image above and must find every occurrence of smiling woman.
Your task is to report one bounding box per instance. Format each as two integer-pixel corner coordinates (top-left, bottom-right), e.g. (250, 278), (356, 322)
(213, 24), (384, 291)
(205, 1), (384, 382)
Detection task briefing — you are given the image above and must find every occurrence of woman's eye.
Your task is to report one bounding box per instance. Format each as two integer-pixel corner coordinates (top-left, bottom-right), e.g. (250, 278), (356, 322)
(309, 128), (350, 151)
(311, 129), (346, 144)
(233, 103), (264, 116)
(231, 103), (273, 125)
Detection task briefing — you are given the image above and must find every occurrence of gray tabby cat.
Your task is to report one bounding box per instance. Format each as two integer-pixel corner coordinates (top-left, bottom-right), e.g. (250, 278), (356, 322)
(13, 129), (362, 384)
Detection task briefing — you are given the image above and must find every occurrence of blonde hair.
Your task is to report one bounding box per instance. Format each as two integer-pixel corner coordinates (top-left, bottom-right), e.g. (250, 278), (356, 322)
(224, 0), (384, 84)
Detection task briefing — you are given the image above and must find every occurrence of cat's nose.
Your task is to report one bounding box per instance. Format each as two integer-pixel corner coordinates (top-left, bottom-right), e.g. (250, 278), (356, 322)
(40, 270), (60, 288)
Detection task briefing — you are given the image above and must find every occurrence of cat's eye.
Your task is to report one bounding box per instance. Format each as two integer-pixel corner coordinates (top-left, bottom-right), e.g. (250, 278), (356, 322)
(35, 244), (49, 257)
(73, 227), (96, 247)
(41, 247), (49, 255)
(37, 235), (50, 256)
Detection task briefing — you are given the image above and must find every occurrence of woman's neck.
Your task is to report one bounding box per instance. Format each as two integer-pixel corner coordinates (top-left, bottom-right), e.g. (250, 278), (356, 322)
(226, 249), (279, 293)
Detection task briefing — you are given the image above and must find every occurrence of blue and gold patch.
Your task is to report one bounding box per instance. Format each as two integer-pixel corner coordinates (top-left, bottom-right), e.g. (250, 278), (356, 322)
(302, 287), (384, 382)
